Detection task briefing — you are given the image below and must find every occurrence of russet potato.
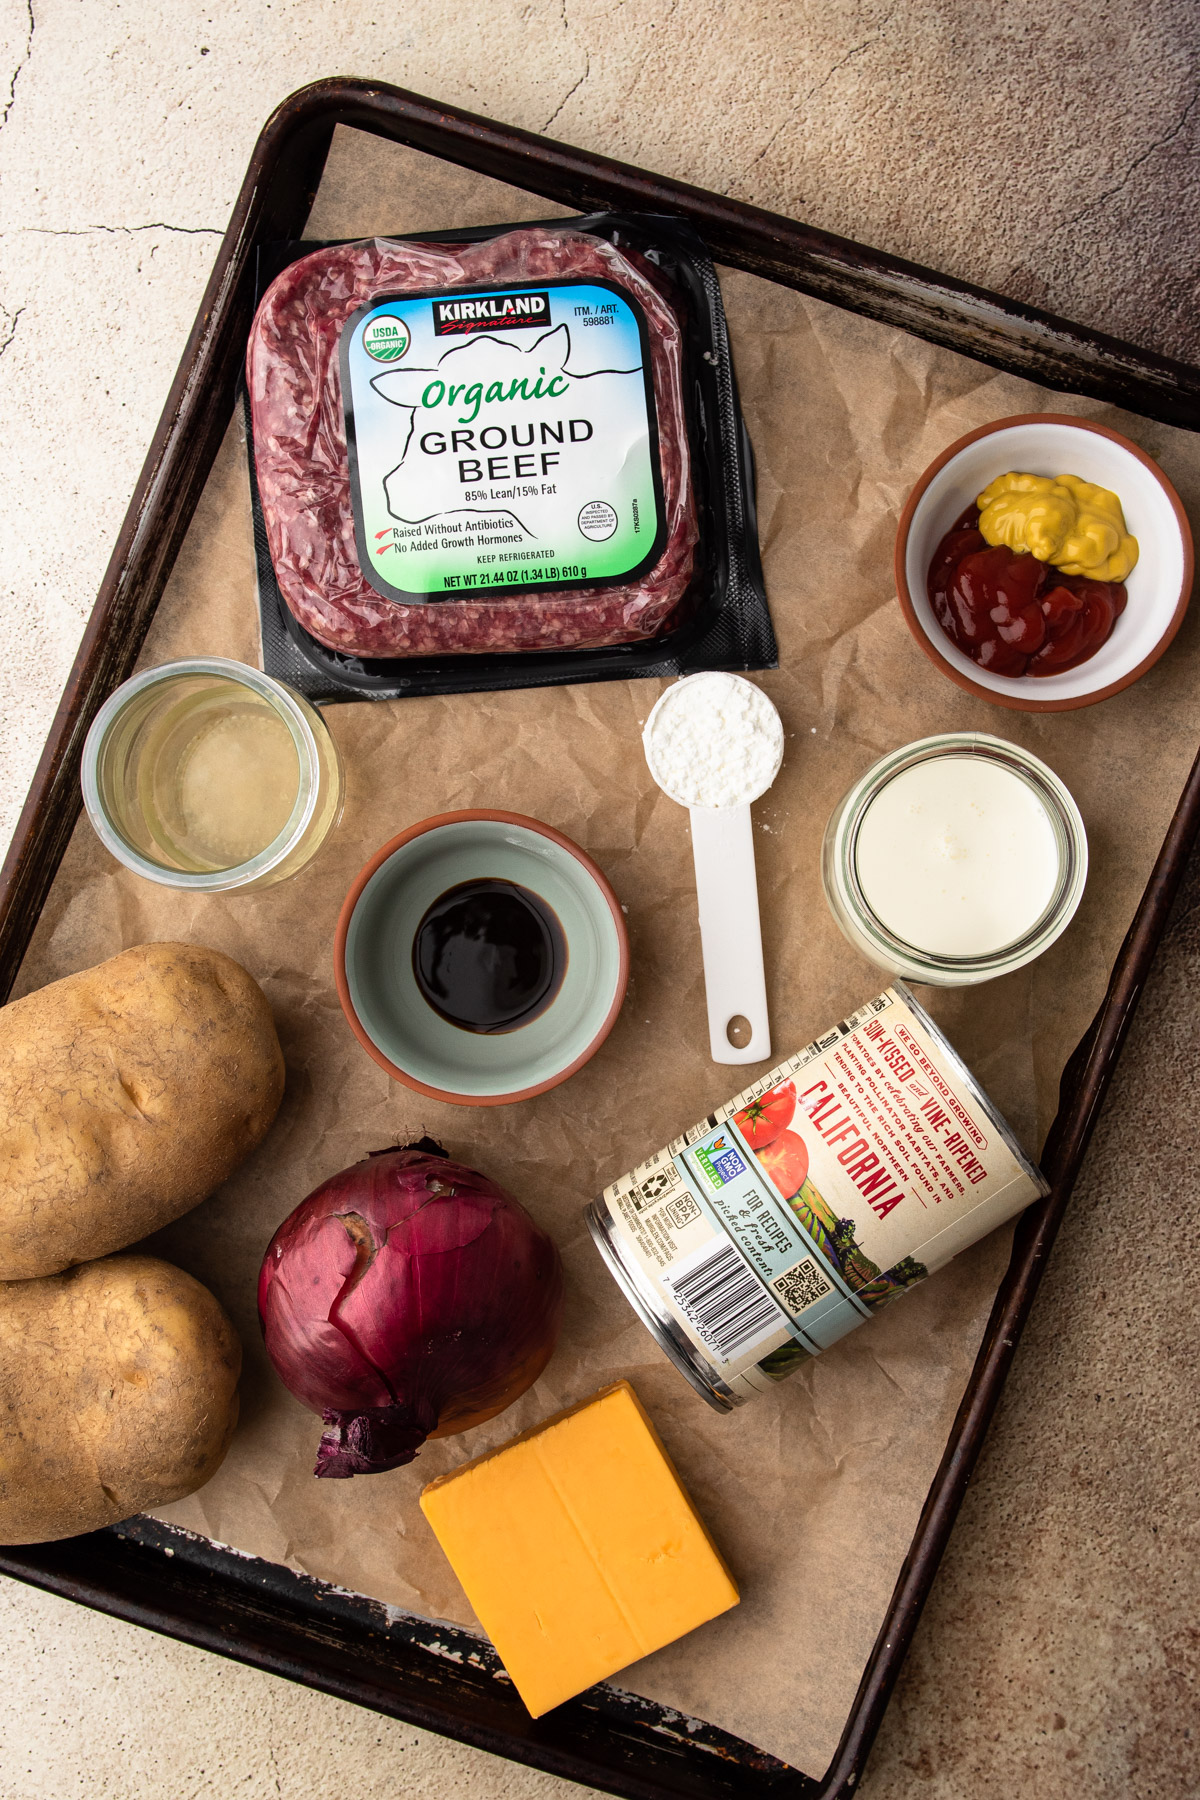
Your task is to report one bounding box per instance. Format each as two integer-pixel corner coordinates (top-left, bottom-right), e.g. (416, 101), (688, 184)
(0, 942), (284, 1279)
(0, 1254), (241, 1544)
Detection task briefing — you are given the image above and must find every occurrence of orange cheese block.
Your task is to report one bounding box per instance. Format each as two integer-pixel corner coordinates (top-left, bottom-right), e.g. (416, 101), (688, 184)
(419, 1380), (739, 1717)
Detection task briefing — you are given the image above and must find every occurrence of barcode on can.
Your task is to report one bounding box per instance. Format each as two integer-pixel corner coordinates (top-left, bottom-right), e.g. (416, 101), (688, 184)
(665, 1241), (784, 1365)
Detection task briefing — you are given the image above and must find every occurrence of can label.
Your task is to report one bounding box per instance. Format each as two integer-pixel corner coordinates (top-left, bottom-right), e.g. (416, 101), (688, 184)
(596, 986), (1047, 1402)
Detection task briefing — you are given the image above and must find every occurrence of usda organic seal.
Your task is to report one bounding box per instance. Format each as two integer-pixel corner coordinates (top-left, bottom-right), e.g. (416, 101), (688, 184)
(363, 315), (411, 361)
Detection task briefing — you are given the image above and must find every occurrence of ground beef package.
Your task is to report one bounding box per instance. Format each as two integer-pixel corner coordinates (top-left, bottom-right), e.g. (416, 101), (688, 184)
(244, 214), (775, 701)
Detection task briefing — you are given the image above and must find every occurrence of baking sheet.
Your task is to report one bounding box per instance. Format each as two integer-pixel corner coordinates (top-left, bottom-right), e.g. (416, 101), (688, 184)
(13, 128), (1200, 1778)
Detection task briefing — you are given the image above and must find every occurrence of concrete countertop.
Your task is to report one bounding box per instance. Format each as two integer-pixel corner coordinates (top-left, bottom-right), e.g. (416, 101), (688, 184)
(1, 4), (1197, 1796)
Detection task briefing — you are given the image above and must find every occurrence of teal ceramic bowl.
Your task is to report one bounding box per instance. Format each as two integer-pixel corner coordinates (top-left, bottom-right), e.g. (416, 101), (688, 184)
(335, 811), (630, 1105)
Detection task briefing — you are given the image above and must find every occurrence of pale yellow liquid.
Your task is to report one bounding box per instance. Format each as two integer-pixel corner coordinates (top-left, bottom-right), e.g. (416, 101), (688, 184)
(171, 704), (299, 865)
(110, 679), (302, 872)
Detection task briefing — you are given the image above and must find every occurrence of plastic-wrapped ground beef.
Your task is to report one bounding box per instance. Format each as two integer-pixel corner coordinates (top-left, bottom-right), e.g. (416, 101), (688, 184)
(246, 228), (699, 658)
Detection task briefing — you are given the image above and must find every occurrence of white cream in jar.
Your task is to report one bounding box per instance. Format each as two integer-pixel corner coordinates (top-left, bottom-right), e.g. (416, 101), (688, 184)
(822, 734), (1087, 986)
(853, 756), (1061, 957)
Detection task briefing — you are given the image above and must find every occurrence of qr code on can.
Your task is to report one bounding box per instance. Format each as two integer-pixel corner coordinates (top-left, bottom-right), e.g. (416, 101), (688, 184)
(771, 1258), (832, 1315)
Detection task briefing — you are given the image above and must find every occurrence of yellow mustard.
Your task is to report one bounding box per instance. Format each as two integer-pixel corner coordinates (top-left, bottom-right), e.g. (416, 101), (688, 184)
(975, 471), (1138, 582)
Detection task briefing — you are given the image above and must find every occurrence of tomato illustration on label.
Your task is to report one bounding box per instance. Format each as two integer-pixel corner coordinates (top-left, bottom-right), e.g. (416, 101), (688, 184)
(755, 1127), (809, 1201)
(733, 1079), (796, 1150)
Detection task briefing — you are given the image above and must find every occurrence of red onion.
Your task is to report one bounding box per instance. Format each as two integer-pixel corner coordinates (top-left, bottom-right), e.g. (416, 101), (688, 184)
(258, 1140), (563, 1478)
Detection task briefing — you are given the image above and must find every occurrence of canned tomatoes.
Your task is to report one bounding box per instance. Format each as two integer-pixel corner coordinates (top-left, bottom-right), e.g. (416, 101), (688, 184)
(587, 984), (1048, 1410)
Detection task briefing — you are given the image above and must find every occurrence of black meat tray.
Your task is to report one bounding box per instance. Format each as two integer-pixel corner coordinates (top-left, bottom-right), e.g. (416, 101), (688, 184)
(244, 219), (776, 702)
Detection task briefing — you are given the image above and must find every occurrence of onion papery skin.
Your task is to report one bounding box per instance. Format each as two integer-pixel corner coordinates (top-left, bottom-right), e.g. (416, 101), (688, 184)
(257, 1144), (564, 1478)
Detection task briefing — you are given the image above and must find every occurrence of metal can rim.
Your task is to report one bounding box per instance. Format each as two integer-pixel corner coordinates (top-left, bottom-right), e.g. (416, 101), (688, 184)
(892, 982), (1050, 1197)
(586, 1197), (739, 1413)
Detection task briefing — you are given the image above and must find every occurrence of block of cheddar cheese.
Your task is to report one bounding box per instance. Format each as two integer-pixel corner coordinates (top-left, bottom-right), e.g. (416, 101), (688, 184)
(419, 1380), (738, 1717)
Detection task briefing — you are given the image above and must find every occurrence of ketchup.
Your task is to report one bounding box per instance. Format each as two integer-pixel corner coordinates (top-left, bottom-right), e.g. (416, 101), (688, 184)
(928, 507), (1127, 678)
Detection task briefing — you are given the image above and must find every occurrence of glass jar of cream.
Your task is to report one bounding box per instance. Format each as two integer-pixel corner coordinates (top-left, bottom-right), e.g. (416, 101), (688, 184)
(82, 658), (343, 891)
(822, 733), (1087, 986)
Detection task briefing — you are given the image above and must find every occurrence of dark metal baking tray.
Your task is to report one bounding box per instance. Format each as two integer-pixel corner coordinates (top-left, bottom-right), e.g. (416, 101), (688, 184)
(1, 79), (1197, 1800)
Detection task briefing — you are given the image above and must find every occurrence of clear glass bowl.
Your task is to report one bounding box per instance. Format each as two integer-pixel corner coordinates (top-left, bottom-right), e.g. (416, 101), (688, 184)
(82, 658), (343, 891)
(822, 732), (1088, 986)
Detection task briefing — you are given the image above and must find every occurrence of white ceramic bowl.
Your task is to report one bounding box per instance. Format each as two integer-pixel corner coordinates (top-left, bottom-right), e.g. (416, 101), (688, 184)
(895, 414), (1193, 711)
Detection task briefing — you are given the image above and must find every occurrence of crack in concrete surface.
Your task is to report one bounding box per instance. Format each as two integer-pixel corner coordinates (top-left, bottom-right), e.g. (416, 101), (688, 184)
(1059, 79), (1200, 232)
(1, 0), (33, 129)
(17, 222), (222, 236)
(619, 0), (680, 102)
(0, 303), (22, 358)
(541, 52), (590, 132)
(750, 6), (897, 171)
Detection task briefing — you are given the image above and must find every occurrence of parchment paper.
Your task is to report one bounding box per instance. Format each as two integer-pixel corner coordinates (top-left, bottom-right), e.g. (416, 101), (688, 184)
(14, 129), (1200, 1778)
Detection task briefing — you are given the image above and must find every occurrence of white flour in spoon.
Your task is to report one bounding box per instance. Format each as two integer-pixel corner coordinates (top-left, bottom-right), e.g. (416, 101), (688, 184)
(643, 672), (784, 809)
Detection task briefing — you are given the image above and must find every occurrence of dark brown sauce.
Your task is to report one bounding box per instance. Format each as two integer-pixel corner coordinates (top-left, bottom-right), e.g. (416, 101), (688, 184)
(412, 878), (568, 1034)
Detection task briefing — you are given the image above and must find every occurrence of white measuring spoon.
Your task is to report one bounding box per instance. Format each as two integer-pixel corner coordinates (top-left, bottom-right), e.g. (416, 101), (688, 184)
(643, 673), (784, 1065)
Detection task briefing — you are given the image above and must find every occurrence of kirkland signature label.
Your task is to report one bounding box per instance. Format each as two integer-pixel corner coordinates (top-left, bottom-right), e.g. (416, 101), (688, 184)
(340, 278), (666, 604)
